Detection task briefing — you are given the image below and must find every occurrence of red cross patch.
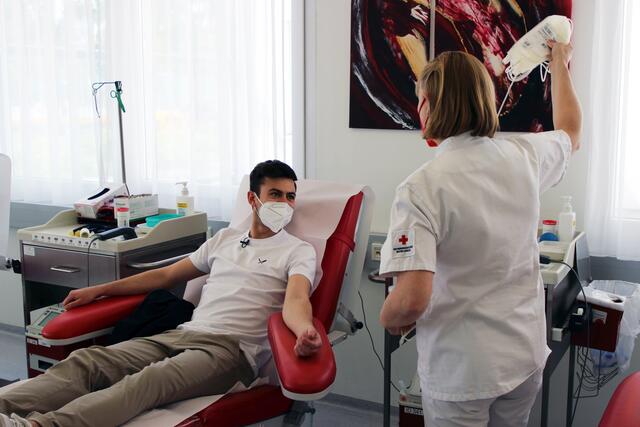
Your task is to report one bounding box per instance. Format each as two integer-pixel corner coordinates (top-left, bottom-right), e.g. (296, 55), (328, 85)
(391, 229), (415, 258)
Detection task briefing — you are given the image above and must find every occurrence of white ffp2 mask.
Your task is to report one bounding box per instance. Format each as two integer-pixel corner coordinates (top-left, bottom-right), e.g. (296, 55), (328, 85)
(498, 15), (572, 116)
(253, 193), (294, 233)
(502, 15), (572, 81)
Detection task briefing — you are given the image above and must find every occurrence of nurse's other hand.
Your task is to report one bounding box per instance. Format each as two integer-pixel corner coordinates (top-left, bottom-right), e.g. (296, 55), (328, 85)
(63, 287), (101, 310)
(547, 40), (573, 67)
(294, 327), (322, 357)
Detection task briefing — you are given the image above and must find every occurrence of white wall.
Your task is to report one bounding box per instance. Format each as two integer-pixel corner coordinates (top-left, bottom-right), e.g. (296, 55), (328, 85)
(308, 0), (591, 234)
(308, 0), (434, 233)
(538, 1), (593, 233)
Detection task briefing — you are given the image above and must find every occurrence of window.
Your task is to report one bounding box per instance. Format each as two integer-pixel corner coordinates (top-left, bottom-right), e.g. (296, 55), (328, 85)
(0, 0), (303, 220)
(617, 0), (640, 220)
(583, 0), (640, 260)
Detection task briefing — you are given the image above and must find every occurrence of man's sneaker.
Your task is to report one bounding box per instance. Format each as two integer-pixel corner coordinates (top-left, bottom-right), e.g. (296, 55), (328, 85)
(0, 413), (31, 427)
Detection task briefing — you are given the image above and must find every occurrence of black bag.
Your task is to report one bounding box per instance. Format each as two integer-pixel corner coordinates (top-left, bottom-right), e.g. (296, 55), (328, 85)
(107, 289), (195, 345)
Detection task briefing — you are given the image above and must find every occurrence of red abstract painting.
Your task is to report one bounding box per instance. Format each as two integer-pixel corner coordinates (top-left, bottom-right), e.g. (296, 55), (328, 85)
(349, 0), (572, 132)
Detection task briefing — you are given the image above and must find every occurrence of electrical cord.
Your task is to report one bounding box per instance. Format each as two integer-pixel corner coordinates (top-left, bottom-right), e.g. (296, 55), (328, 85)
(575, 346), (618, 395)
(86, 236), (100, 288)
(358, 290), (400, 393)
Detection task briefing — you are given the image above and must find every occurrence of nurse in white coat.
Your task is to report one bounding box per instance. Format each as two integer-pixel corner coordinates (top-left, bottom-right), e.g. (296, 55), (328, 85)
(379, 42), (581, 427)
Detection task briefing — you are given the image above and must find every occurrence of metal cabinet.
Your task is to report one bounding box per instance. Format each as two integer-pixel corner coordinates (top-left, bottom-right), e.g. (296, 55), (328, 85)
(22, 245), (116, 288)
(20, 234), (205, 325)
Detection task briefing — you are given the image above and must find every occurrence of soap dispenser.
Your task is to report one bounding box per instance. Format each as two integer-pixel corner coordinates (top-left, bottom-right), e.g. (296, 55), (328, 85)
(176, 182), (194, 216)
(557, 196), (576, 242)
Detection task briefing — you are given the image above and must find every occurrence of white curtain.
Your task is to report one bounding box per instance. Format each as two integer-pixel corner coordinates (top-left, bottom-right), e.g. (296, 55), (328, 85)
(0, 0), (297, 220)
(583, 0), (640, 261)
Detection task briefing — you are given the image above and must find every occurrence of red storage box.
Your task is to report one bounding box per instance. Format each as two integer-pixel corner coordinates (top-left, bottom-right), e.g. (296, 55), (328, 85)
(572, 289), (625, 352)
(25, 335), (106, 378)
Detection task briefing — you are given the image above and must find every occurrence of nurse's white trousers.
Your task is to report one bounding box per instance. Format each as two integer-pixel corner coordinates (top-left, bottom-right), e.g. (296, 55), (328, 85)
(421, 368), (543, 427)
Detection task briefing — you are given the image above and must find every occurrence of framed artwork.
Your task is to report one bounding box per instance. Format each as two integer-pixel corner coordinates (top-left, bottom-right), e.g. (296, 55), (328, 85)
(349, 0), (572, 132)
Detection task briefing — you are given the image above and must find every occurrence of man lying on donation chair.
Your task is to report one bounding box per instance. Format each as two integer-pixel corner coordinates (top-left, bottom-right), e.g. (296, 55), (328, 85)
(0, 160), (321, 427)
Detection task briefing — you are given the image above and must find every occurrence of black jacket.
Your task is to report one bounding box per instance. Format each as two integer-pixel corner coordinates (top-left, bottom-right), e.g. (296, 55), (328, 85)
(108, 289), (195, 345)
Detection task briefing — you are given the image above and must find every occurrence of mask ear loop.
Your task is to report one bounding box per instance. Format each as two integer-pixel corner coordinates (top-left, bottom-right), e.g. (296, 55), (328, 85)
(251, 192), (264, 215)
(539, 61), (550, 82)
(497, 79), (516, 117)
(417, 97), (438, 147)
(499, 61), (532, 116)
(498, 55), (552, 117)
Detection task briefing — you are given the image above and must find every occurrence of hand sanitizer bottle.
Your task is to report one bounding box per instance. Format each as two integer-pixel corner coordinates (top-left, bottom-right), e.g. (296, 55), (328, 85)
(176, 182), (194, 216)
(558, 196), (576, 242)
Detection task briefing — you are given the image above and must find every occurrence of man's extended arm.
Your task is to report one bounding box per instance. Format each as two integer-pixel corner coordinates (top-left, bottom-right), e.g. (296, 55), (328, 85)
(62, 257), (204, 310)
(282, 274), (322, 357)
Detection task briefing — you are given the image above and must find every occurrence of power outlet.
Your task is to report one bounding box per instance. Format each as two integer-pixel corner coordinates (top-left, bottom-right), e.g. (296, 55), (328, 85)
(371, 242), (383, 261)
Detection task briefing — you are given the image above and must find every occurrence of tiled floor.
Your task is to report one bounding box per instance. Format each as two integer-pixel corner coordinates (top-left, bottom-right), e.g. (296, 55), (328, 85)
(313, 399), (399, 426)
(0, 327), (397, 426)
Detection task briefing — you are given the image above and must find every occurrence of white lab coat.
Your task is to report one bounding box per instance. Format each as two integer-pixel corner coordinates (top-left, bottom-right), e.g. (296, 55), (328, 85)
(380, 130), (571, 402)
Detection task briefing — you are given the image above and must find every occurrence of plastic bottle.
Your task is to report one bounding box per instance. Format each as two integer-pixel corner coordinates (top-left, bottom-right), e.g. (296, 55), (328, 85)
(542, 219), (558, 235)
(176, 182), (194, 216)
(116, 207), (130, 228)
(557, 196), (576, 242)
(114, 196), (130, 227)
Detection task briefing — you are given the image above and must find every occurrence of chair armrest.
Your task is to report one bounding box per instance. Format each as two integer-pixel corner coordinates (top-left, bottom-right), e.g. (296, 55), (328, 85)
(600, 372), (640, 427)
(267, 313), (336, 401)
(41, 294), (146, 344)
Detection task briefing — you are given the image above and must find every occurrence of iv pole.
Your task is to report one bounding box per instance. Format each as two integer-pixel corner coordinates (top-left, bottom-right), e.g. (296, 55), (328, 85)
(91, 81), (127, 186)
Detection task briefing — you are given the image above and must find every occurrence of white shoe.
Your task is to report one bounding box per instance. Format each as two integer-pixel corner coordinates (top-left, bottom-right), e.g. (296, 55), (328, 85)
(0, 413), (30, 427)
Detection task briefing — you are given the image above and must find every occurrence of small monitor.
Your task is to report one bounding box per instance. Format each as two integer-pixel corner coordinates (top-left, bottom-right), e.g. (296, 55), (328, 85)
(38, 311), (60, 327)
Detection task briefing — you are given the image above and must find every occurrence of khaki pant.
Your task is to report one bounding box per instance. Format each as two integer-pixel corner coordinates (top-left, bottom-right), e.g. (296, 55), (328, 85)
(0, 329), (255, 427)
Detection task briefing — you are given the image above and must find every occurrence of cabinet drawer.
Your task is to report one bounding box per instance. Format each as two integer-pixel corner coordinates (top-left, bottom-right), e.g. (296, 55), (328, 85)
(22, 245), (116, 288)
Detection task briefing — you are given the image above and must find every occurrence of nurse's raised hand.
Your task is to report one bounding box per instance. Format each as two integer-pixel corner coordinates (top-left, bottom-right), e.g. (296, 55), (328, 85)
(547, 40), (573, 67)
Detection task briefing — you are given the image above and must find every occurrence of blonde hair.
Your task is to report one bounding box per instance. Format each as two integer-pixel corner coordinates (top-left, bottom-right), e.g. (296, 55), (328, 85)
(417, 51), (498, 139)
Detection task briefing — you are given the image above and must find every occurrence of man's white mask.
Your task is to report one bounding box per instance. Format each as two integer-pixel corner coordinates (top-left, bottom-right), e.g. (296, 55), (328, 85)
(253, 192), (294, 233)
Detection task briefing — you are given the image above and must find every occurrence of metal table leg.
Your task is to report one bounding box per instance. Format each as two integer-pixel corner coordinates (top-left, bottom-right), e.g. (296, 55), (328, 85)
(566, 344), (576, 427)
(541, 367), (551, 427)
(384, 329), (391, 427)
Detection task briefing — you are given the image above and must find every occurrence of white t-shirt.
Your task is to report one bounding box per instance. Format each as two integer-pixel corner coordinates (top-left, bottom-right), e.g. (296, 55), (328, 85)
(380, 130), (571, 401)
(179, 227), (317, 373)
